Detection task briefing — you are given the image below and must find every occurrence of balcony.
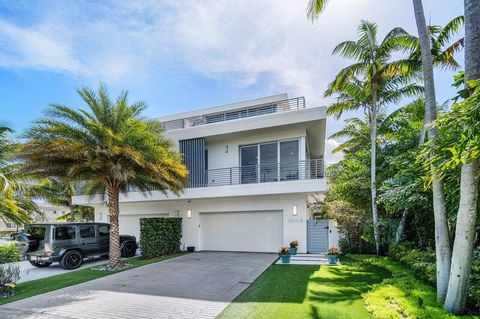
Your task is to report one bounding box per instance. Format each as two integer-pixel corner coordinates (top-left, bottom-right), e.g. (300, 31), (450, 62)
(188, 158), (324, 188)
(163, 97), (306, 131)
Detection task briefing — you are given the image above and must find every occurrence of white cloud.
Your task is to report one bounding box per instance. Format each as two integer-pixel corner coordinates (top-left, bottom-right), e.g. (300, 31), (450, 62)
(0, 0), (463, 162)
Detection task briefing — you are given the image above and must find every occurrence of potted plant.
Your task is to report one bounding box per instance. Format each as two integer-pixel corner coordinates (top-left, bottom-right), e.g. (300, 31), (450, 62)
(289, 240), (299, 255)
(279, 247), (291, 263)
(326, 246), (340, 265)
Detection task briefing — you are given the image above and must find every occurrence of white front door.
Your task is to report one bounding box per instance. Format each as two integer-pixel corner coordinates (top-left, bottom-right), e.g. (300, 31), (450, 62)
(199, 210), (283, 252)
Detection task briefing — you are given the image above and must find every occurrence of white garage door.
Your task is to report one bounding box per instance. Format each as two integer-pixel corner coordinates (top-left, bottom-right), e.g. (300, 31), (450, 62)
(199, 211), (283, 252)
(119, 214), (169, 240)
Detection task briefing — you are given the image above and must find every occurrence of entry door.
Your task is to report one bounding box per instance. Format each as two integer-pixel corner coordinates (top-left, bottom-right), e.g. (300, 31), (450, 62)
(260, 143), (278, 182)
(307, 220), (329, 253)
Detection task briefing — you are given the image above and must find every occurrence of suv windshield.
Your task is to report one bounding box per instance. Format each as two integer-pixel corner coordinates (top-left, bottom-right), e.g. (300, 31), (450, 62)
(24, 225), (47, 239)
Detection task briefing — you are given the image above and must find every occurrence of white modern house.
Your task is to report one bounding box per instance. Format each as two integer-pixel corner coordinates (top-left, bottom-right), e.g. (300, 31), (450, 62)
(72, 93), (338, 254)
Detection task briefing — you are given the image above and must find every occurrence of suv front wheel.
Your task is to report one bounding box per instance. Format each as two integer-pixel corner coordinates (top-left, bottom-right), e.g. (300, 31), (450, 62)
(60, 250), (83, 270)
(30, 260), (52, 268)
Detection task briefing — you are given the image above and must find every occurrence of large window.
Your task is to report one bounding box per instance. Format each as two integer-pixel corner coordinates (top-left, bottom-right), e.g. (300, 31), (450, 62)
(240, 139), (300, 183)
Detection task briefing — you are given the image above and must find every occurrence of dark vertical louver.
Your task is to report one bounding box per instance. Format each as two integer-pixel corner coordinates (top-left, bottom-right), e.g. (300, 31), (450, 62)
(179, 138), (206, 188)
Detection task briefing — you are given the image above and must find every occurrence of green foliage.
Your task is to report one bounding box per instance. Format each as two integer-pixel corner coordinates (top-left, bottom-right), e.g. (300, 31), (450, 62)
(140, 218), (182, 258)
(421, 79), (480, 173)
(0, 263), (20, 296)
(19, 84), (188, 200)
(0, 243), (21, 264)
(0, 127), (41, 225)
(389, 242), (480, 310)
(350, 255), (477, 319)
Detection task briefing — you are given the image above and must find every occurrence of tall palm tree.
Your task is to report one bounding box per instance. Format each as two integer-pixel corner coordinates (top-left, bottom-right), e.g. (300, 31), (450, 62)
(444, 0), (480, 313)
(307, 1), (464, 303)
(19, 85), (188, 268)
(411, 0), (452, 301)
(0, 126), (40, 226)
(325, 21), (422, 254)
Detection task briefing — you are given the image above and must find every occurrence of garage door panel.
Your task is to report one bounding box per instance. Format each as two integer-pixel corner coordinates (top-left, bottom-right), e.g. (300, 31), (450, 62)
(200, 211), (283, 252)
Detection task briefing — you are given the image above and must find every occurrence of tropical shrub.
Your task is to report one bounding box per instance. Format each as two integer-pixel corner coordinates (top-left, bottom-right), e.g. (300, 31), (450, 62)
(289, 240), (298, 248)
(0, 243), (21, 264)
(389, 242), (480, 310)
(279, 247), (290, 255)
(0, 263), (20, 296)
(140, 218), (182, 258)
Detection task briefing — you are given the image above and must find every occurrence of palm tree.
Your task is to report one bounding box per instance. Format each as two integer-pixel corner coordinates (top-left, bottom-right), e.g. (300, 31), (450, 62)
(329, 118), (371, 154)
(0, 126), (40, 226)
(444, 0), (480, 313)
(19, 85), (188, 268)
(325, 21), (422, 254)
(307, 1), (464, 303)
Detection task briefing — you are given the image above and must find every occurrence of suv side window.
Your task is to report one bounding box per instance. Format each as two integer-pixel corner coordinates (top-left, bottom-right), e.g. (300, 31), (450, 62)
(79, 226), (95, 238)
(54, 226), (76, 240)
(98, 225), (109, 237)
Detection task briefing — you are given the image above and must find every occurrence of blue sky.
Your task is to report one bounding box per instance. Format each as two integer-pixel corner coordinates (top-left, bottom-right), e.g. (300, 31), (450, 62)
(0, 0), (464, 162)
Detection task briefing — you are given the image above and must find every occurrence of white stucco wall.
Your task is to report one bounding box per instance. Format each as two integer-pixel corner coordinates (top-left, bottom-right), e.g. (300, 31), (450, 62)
(92, 194), (309, 253)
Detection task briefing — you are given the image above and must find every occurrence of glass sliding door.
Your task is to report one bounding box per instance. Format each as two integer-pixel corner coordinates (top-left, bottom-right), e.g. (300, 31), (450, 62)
(280, 140), (299, 180)
(260, 143), (278, 182)
(240, 145), (258, 184)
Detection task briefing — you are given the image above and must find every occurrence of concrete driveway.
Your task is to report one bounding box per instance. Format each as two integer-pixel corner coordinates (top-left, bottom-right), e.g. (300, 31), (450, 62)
(0, 252), (277, 319)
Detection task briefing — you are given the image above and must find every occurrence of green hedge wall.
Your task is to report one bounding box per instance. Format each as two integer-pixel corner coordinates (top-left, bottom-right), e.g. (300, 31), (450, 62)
(139, 217), (182, 258)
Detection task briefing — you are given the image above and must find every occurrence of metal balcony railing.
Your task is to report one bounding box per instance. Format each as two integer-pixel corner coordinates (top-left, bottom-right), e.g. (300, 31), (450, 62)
(163, 97), (306, 131)
(187, 158), (323, 188)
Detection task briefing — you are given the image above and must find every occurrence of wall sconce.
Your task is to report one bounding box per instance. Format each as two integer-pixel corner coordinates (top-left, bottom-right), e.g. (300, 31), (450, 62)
(225, 145), (229, 153)
(292, 205), (298, 216)
(187, 209), (192, 219)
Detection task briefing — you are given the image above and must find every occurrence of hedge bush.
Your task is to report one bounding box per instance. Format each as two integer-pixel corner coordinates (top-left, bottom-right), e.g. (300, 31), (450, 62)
(0, 243), (21, 264)
(389, 242), (480, 310)
(139, 218), (182, 258)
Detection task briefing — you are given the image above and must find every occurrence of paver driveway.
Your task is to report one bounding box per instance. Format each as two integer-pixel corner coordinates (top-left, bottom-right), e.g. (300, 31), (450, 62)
(0, 252), (277, 319)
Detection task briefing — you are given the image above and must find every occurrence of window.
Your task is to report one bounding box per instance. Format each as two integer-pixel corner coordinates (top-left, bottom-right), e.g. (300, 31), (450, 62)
(5, 222), (16, 229)
(25, 225), (46, 238)
(54, 226), (76, 240)
(98, 225), (109, 237)
(205, 113), (225, 124)
(79, 226), (95, 238)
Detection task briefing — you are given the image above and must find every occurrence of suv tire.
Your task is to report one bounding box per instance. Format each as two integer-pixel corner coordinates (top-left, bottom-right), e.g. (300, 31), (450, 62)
(121, 242), (136, 258)
(60, 250), (83, 270)
(29, 260), (52, 268)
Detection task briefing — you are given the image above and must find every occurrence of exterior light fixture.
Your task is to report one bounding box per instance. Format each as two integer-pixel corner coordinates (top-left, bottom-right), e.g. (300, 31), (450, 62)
(187, 209), (192, 219)
(292, 205), (298, 216)
(225, 145), (229, 153)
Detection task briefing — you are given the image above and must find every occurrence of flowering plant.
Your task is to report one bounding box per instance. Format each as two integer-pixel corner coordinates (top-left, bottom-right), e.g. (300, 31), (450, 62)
(290, 240), (299, 248)
(327, 247), (340, 256)
(279, 247), (290, 255)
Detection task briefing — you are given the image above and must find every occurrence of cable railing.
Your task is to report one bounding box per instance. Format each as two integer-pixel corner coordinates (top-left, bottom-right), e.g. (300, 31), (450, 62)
(163, 96), (306, 131)
(187, 158), (323, 188)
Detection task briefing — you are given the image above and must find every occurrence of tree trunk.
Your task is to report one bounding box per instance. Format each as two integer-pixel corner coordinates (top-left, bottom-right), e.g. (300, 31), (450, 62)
(395, 209), (408, 243)
(107, 185), (123, 268)
(370, 94), (380, 256)
(444, 0), (480, 313)
(444, 160), (480, 313)
(412, 0), (451, 301)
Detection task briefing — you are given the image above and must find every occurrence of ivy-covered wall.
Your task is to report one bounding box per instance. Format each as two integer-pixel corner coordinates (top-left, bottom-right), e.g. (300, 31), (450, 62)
(139, 217), (182, 258)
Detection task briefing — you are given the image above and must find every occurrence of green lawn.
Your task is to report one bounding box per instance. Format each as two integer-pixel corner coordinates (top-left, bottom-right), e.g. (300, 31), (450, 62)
(0, 253), (185, 305)
(218, 258), (391, 319)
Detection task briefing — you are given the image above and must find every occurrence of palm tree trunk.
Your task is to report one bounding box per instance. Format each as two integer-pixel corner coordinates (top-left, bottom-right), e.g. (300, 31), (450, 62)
(395, 209), (408, 243)
(107, 185), (123, 268)
(370, 94), (380, 256)
(444, 0), (480, 313)
(412, 0), (451, 301)
(444, 159), (480, 313)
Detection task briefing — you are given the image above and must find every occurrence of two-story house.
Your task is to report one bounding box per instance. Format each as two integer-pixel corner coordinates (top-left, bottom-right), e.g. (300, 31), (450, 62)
(72, 93), (338, 253)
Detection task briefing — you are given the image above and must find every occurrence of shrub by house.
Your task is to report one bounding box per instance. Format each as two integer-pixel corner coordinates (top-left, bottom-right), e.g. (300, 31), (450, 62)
(140, 218), (182, 258)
